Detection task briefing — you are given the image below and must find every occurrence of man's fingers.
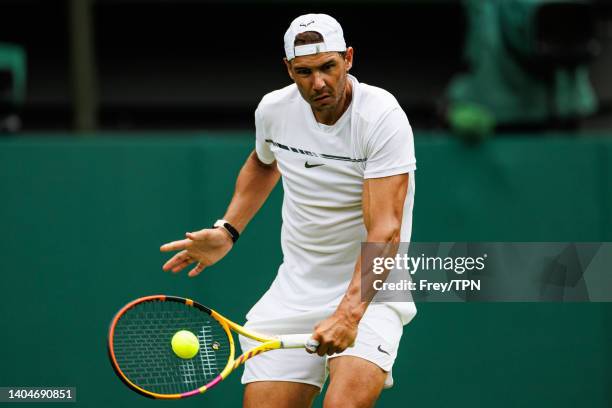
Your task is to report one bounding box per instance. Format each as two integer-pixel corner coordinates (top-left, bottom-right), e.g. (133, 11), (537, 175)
(162, 250), (190, 271)
(185, 231), (203, 241)
(316, 342), (329, 357)
(160, 239), (192, 252)
(171, 259), (192, 273)
(185, 229), (210, 241)
(316, 347), (328, 357)
(187, 263), (206, 277)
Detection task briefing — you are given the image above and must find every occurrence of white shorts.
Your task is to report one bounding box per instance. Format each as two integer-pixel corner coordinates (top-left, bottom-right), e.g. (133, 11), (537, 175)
(238, 303), (405, 390)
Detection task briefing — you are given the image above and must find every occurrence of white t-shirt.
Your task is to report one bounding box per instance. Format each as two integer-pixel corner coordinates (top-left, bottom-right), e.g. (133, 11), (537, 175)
(249, 75), (417, 324)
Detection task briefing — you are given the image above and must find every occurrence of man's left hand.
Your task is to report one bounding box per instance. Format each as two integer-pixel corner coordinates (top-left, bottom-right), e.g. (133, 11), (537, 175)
(308, 310), (359, 357)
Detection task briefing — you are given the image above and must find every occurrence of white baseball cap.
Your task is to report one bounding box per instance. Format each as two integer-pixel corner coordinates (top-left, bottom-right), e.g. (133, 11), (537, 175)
(284, 14), (347, 60)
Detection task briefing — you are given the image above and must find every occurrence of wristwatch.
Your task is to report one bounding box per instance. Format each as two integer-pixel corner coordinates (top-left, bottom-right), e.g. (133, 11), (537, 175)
(213, 219), (240, 244)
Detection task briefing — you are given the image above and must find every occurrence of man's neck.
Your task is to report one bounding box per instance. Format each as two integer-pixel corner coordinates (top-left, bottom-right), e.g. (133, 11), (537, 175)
(313, 79), (353, 126)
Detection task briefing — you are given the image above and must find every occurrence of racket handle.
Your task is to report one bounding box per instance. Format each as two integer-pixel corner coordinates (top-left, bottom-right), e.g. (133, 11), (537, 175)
(278, 333), (319, 351)
(305, 338), (320, 353)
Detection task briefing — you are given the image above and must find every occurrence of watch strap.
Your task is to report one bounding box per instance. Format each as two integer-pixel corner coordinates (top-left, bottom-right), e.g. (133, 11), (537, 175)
(213, 219), (239, 243)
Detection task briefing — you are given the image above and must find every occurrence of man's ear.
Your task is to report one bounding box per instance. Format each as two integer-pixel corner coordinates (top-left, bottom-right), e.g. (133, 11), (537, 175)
(283, 58), (295, 81)
(345, 47), (354, 71)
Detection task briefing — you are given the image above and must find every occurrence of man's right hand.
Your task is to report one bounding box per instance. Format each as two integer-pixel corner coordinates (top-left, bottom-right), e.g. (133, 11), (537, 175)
(160, 228), (234, 277)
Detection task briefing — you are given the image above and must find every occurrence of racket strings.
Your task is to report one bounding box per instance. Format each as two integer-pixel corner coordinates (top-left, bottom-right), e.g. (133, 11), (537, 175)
(113, 300), (231, 394)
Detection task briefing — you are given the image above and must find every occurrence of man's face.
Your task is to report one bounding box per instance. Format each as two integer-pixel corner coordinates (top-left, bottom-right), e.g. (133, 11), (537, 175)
(285, 47), (354, 112)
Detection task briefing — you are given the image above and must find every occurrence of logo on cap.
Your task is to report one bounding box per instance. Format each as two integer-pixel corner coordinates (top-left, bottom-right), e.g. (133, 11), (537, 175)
(299, 20), (315, 27)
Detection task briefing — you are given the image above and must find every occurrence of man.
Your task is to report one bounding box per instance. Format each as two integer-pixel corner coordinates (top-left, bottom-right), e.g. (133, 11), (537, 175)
(161, 13), (417, 408)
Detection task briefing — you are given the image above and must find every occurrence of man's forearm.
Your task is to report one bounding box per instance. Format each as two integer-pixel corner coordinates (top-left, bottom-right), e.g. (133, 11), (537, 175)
(335, 174), (408, 323)
(335, 228), (401, 324)
(222, 151), (280, 233)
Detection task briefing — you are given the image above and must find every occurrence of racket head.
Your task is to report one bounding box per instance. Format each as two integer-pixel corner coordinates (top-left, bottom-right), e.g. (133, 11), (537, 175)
(107, 295), (235, 399)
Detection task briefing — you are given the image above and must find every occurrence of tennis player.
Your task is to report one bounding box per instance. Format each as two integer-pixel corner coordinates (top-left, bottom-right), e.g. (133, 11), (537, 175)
(161, 13), (416, 407)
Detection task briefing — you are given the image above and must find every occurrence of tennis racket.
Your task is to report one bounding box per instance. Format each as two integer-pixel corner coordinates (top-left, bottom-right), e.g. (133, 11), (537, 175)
(107, 295), (319, 399)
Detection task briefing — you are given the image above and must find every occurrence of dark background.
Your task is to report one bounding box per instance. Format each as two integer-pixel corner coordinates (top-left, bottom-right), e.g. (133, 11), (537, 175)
(0, 0), (611, 130)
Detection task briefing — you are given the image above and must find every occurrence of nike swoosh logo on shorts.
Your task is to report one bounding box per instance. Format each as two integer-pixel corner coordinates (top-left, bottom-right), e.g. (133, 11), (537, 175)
(305, 162), (325, 168)
(377, 345), (390, 356)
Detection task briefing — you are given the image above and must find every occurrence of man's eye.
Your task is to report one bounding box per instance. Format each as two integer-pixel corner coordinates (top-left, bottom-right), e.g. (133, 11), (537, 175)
(323, 64), (335, 71)
(297, 69), (310, 75)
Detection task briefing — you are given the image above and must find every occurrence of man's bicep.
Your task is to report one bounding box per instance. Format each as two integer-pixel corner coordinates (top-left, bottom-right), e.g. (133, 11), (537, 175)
(362, 173), (408, 235)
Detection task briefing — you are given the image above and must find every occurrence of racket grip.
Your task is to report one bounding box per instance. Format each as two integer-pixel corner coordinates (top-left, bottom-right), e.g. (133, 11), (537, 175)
(278, 333), (319, 351)
(305, 338), (320, 353)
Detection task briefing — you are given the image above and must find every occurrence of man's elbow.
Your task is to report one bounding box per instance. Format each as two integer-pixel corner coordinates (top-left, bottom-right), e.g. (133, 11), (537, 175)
(367, 223), (402, 243)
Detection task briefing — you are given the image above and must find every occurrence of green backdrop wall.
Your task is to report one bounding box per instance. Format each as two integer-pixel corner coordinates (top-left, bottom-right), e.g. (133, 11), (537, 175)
(0, 133), (611, 407)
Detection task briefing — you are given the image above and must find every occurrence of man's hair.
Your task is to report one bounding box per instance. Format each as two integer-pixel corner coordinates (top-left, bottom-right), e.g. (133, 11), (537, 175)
(293, 31), (346, 59)
(293, 31), (325, 46)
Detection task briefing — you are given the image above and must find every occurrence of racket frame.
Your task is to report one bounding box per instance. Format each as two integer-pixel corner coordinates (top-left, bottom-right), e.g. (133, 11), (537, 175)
(108, 295), (308, 399)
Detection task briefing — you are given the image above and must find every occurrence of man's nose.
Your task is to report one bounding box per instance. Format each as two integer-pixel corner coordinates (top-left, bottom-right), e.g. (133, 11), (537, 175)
(312, 72), (326, 91)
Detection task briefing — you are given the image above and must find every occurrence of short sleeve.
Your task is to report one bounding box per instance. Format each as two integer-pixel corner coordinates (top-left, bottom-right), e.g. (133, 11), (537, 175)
(364, 108), (416, 179)
(254, 107), (275, 165)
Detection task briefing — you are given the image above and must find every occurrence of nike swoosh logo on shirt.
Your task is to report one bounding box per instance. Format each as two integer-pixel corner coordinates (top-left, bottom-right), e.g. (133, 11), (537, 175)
(305, 162), (325, 168)
(377, 345), (391, 356)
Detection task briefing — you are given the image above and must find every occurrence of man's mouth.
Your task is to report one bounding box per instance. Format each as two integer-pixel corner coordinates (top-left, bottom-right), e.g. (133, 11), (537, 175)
(314, 94), (331, 101)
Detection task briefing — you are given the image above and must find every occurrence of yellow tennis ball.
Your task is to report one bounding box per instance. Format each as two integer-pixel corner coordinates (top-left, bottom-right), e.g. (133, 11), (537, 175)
(171, 330), (199, 359)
